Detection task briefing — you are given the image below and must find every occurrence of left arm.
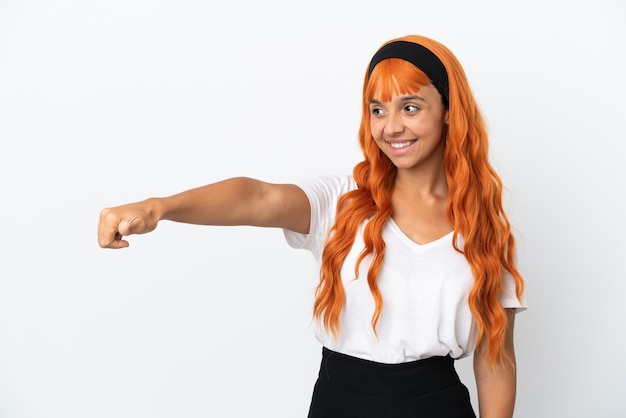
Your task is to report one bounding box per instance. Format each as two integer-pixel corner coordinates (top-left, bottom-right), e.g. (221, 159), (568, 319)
(473, 308), (518, 418)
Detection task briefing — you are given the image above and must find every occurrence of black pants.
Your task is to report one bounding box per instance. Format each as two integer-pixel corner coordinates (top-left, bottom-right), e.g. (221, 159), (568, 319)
(308, 347), (476, 418)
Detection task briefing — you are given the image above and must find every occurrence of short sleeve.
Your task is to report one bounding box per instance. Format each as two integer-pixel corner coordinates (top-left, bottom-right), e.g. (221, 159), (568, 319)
(283, 175), (356, 261)
(500, 269), (527, 312)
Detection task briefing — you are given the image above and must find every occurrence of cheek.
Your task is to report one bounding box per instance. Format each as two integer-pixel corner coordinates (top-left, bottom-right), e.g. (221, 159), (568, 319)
(369, 120), (383, 141)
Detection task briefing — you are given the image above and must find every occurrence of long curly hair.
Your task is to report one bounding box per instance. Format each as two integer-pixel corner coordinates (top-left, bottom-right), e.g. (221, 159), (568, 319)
(313, 35), (525, 365)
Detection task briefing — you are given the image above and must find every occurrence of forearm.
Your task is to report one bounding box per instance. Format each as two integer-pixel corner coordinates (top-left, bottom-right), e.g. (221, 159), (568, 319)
(150, 177), (266, 226)
(474, 356), (516, 418)
(474, 309), (518, 418)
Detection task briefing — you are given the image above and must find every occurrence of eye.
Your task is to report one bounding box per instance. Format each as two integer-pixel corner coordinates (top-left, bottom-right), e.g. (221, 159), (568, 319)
(370, 106), (384, 116)
(405, 104), (420, 113)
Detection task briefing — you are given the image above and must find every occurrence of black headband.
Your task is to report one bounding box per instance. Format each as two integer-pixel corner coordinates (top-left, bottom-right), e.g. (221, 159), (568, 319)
(368, 40), (449, 105)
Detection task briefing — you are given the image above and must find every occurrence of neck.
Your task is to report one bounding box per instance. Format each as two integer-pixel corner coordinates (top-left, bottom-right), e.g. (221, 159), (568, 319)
(394, 166), (448, 200)
(393, 146), (448, 200)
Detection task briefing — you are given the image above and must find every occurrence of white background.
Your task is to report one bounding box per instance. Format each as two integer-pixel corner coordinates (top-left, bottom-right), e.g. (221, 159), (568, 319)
(1, 0), (625, 417)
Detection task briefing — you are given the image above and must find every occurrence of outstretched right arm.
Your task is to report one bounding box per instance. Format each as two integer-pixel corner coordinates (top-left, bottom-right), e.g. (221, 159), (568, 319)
(97, 177), (311, 249)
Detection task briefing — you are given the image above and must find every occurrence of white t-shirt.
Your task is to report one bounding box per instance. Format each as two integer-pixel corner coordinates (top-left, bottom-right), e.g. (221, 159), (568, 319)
(284, 175), (525, 364)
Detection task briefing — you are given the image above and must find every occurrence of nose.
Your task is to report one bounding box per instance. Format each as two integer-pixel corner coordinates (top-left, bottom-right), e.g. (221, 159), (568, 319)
(384, 111), (404, 136)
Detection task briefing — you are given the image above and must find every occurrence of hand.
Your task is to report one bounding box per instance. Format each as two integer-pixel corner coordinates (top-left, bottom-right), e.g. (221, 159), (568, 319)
(97, 201), (159, 249)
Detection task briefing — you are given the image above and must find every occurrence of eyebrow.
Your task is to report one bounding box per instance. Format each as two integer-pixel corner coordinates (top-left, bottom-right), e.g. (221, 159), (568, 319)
(369, 95), (427, 105)
(400, 95), (426, 102)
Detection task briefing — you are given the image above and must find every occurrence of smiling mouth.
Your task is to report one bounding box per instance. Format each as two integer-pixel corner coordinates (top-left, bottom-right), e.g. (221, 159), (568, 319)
(388, 140), (417, 149)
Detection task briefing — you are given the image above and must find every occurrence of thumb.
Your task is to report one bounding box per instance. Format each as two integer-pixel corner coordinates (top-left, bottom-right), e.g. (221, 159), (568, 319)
(118, 220), (132, 236)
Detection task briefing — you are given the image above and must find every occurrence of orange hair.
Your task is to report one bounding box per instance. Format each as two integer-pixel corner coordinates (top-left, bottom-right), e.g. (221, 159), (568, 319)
(313, 35), (525, 365)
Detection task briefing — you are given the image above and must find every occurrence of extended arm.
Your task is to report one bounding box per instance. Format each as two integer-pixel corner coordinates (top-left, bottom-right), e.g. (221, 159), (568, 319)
(97, 177), (310, 249)
(473, 309), (518, 418)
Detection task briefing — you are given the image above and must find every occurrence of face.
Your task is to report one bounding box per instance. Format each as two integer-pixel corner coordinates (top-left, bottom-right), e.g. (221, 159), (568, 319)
(369, 83), (448, 174)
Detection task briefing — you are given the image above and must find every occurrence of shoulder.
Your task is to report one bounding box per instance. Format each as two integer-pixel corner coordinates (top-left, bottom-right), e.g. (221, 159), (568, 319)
(294, 174), (356, 201)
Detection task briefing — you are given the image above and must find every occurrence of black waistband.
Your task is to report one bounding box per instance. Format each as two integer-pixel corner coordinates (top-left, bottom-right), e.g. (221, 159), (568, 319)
(318, 347), (460, 397)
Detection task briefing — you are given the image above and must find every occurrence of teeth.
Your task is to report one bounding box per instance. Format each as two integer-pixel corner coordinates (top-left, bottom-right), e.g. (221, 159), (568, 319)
(389, 141), (414, 149)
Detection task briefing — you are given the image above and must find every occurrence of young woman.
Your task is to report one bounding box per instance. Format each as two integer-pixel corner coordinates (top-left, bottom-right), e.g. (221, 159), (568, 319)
(98, 35), (525, 417)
